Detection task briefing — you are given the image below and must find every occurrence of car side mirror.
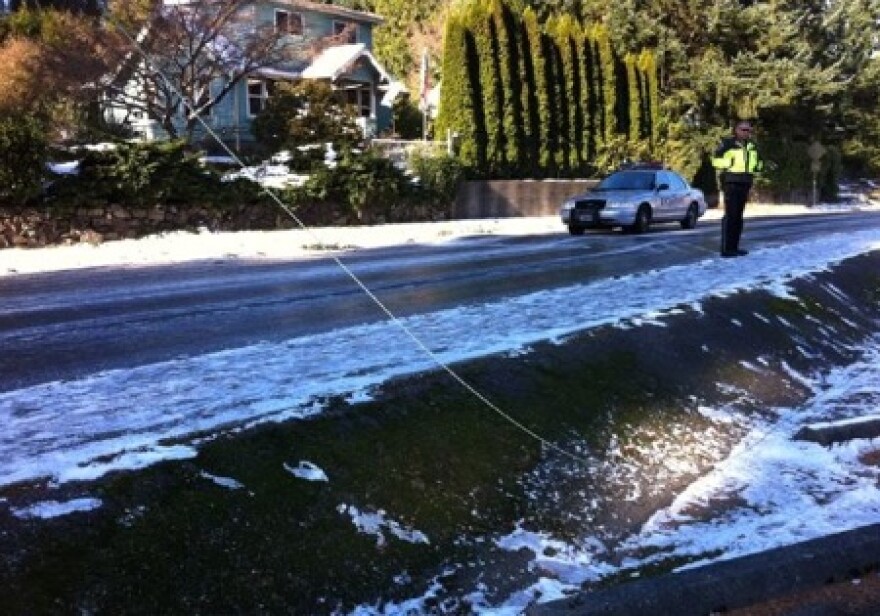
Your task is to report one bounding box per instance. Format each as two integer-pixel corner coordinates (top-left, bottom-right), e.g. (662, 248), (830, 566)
(657, 183), (670, 191)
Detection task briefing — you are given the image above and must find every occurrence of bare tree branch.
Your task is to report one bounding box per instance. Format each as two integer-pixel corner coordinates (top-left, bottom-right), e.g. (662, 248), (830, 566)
(105, 0), (326, 141)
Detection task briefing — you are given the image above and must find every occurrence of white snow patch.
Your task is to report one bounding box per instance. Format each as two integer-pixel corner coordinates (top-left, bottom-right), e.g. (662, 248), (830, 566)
(11, 497), (102, 519)
(337, 504), (430, 547)
(200, 471), (246, 490)
(284, 460), (329, 482)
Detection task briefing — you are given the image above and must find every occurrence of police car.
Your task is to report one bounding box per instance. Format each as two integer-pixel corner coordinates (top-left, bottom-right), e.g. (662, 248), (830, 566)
(561, 166), (708, 235)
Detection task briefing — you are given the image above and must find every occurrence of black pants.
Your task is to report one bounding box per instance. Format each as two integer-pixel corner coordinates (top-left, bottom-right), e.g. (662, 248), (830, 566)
(721, 182), (751, 254)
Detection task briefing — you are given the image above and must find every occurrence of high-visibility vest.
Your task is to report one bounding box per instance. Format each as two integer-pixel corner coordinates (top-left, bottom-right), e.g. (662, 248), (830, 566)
(712, 137), (763, 184)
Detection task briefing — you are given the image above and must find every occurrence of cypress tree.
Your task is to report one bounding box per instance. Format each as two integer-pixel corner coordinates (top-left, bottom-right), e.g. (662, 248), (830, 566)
(625, 55), (639, 142)
(570, 35), (585, 173)
(464, 29), (489, 172)
(582, 34), (598, 163)
(521, 8), (546, 176)
(597, 28), (617, 144)
(496, 2), (527, 175)
(584, 25), (612, 150)
(547, 17), (572, 175)
(488, 16), (510, 175)
(549, 15), (581, 176)
(464, 1), (503, 174)
(638, 50), (659, 148)
(541, 32), (560, 177)
(612, 50), (629, 140)
(435, 6), (483, 169)
(437, 1), (662, 178)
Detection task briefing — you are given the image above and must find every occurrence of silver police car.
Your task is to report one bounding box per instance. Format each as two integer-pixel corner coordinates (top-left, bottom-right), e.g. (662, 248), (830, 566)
(561, 168), (707, 235)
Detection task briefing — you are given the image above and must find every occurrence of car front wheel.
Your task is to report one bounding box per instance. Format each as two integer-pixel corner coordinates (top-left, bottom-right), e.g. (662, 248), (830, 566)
(626, 205), (651, 234)
(680, 203), (698, 229)
(568, 224), (586, 236)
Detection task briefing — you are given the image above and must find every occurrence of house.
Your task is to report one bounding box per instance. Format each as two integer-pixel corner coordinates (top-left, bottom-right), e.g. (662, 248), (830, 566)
(105, 0), (402, 149)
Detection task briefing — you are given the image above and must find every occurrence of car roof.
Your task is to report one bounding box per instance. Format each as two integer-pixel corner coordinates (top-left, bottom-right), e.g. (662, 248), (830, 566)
(618, 161), (665, 171)
(605, 169), (661, 178)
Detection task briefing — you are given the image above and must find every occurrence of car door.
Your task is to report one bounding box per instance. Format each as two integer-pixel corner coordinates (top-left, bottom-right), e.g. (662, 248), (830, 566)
(654, 171), (676, 221)
(662, 171), (689, 219)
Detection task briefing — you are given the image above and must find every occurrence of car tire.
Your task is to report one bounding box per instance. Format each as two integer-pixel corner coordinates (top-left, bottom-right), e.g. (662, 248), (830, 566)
(568, 224), (585, 236)
(626, 205), (651, 234)
(680, 203), (698, 229)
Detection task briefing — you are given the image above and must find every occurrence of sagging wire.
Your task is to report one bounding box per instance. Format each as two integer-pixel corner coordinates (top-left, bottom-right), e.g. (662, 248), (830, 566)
(108, 13), (590, 466)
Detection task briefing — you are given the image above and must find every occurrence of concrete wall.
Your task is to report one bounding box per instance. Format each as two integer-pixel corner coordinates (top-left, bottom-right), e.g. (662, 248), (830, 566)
(452, 179), (598, 219)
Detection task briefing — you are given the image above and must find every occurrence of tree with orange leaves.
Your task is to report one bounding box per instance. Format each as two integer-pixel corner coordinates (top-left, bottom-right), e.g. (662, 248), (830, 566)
(0, 7), (127, 139)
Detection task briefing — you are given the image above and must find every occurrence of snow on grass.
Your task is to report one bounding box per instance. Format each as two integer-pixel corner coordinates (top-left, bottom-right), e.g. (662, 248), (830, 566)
(284, 460), (329, 482)
(11, 497), (103, 519)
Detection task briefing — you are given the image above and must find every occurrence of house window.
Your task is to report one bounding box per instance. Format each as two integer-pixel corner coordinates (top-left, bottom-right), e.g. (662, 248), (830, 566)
(275, 10), (303, 35)
(343, 86), (371, 118)
(333, 21), (357, 44)
(247, 79), (269, 116)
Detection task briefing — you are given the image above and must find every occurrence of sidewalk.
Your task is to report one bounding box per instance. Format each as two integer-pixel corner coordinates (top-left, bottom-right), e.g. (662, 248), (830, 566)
(704, 199), (880, 222)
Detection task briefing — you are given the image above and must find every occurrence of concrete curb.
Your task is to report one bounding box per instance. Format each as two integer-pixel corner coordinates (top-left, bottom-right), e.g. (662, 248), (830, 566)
(794, 416), (880, 446)
(529, 524), (880, 616)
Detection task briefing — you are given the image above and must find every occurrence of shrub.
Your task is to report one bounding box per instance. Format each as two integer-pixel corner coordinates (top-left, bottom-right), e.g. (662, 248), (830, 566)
(409, 152), (464, 202)
(0, 111), (48, 205)
(44, 140), (235, 207)
(293, 148), (410, 221)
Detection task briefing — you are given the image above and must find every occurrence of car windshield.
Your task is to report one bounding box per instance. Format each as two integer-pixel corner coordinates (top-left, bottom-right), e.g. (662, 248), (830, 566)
(595, 171), (656, 191)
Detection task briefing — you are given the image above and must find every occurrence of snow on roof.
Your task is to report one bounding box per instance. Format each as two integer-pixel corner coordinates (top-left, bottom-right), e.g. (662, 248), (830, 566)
(301, 43), (391, 84)
(256, 66), (302, 80)
(380, 81), (408, 106)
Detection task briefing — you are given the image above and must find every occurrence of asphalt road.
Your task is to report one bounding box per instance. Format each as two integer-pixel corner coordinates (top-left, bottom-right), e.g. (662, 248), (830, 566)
(1, 211), (878, 392)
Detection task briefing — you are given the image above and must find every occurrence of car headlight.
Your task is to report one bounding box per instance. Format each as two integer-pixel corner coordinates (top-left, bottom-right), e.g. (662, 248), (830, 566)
(561, 200), (575, 211)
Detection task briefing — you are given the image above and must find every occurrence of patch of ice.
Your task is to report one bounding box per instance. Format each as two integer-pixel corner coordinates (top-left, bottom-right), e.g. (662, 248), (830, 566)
(57, 445), (198, 484)
(200, 471), (246, 490)
(697, 405), (737, 425)
(11, 497), (102, 519)
(337, 504), (429, 547)
(284, 461), (329, 483)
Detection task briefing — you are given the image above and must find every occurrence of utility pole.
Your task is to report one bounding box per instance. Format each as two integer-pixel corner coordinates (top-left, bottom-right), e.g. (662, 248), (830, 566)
(420, 50), (429, 141)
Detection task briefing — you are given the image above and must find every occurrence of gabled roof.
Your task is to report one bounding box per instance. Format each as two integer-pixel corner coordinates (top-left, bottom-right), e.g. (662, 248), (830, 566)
(275, 0), (383, 25)
(301, 43), (390, 84)
(162, 1), (383, 25)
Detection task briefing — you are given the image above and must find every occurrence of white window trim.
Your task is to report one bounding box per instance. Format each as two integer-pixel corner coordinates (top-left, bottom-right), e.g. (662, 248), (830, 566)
(247, 79), (269, 117)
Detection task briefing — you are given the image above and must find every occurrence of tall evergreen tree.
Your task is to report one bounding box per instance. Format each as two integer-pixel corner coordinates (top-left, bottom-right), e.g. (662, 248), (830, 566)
(435, 5), (484, 169)
(520, 8), (545, 176)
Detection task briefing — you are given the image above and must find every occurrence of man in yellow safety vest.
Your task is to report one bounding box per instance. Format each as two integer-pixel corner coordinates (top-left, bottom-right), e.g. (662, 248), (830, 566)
(712, 120), (764, 257)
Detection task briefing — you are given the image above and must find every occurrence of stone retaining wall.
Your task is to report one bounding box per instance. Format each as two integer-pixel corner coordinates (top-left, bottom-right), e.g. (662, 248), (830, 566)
(0, 179), (599, 249)
(452, 179), (597, 218)
(0, 203), (294, 249)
